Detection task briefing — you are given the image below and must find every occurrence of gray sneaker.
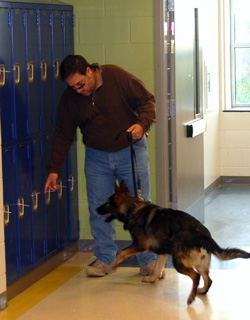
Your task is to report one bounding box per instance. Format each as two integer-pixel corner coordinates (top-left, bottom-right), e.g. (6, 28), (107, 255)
(86, 260), (114, 277)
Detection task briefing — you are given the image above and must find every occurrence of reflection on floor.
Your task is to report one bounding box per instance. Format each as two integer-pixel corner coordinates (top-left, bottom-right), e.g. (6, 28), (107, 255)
(1, 184), (250, 320)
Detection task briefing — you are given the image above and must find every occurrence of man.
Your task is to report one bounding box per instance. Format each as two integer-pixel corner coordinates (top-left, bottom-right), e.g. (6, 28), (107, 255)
(44, 55), (157, 277)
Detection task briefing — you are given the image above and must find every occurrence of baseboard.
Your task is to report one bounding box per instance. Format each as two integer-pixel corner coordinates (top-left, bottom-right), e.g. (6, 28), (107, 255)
(221, 176), (250, 184)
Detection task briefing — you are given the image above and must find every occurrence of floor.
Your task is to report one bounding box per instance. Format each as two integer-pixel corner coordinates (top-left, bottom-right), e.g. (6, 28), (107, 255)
(1, 184), (250, 320)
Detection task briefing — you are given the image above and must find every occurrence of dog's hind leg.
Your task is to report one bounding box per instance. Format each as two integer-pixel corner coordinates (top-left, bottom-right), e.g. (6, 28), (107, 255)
(195, 251), (213, 294)
(173, 258), (200, 305)
(142, 254), (168, 283)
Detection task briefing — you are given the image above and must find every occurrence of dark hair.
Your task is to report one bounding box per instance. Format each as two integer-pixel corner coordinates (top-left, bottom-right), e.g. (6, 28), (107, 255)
(60, 55), (100, 80)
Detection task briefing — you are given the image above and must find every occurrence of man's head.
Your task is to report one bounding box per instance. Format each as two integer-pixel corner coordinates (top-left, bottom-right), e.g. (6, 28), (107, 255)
(60, 55), (100, 96)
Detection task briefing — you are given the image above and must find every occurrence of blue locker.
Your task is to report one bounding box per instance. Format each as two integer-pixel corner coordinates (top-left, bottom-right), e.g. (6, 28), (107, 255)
(64, 10), (74, 57)
(26, 8), (43, 138)
(30, 138), (47, 261)
(52, 10), (65, 128)
(2, 146), (20, 285)
(57, 159), (70, 247)
(43, 134), (59, 254)
(67, 139), (79, 242)
(11, 8), (29, 142)
(39, 9), (54, 135)
(1, 1), (77, 287)
(16, 142), (34, 271)
(0, 6), (15, 146)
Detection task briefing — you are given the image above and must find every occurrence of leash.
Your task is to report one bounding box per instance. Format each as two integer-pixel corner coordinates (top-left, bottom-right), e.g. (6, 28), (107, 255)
(115, 129), (143, 200)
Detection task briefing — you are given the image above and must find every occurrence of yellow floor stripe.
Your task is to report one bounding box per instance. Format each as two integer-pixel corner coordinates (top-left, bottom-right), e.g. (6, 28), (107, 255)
(0, 265), (85, 320)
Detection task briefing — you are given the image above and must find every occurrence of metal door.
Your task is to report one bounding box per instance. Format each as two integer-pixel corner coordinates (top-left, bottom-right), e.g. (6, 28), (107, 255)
(155, 0), (205, 221)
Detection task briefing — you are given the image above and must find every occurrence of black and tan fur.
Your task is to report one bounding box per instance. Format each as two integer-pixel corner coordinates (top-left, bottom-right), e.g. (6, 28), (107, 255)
(97, 181), (250, 305)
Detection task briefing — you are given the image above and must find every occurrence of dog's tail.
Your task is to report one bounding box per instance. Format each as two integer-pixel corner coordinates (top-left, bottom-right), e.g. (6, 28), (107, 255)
(206, 237), (250, 260)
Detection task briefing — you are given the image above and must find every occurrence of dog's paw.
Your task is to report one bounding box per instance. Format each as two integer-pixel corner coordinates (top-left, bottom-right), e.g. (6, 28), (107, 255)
(142, 275), (157, 283)
(187, 294), (196, 305)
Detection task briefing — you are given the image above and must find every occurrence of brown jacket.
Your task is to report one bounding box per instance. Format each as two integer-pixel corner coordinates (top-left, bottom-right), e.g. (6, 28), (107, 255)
(48, 64), (156, 174)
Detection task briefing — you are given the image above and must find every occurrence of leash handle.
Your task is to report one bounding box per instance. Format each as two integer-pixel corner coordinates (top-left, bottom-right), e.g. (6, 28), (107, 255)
(126, 132), (138, 197)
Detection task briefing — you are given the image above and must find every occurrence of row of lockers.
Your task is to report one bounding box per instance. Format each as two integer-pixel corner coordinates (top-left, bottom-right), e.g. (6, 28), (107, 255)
(0, 2), (74, 146)
(0, 2), (79, 286)
(2, 135), (79, 285)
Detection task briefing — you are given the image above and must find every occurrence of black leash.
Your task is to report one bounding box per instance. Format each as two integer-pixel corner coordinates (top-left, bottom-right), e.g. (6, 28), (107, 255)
(115, 130), (143, 199)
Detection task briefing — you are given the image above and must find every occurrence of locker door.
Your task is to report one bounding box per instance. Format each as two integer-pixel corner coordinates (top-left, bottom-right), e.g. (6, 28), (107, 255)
(11, 8), (29, 142)
(64, 10), (74, 56)
(43, 134), (59, 254)
(2, 146), (20, 285)
(52, 10), (65, 127)
(16, 142), (34, 272)
(67, 138), (79, 242)
(57, 160), (69, 247)
(30, 138), (46, 261)
(39, 9), (54, 135)
(26, 9), (43, 138)
(0, 6), (15, 146)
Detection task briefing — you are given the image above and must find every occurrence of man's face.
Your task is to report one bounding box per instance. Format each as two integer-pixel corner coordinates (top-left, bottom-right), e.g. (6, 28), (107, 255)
(65, 68), (95, 96)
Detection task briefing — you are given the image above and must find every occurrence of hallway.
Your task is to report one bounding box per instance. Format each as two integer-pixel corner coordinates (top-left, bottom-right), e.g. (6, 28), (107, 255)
(1, 184), (250, 320)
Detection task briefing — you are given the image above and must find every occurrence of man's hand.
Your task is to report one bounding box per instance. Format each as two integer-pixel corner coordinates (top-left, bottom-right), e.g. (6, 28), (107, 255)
(44, 173), (59, 194)
(127, 124), (144, 140)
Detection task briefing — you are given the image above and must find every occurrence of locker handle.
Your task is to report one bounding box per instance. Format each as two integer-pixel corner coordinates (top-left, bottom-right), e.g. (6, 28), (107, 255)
(14, 63), (21, 86)
(45, 189), (51, 206)
(0, 65), (6, 87)
(28, 62), (34, 84)
(4, 204), (10, 227)
(32, 191), (39, 212)
(69, 174), (75, 193)
(18, 197), (25, 219)
(58, 179), (63, 199)
(54, 59), (60, 80)
(41, 60), (47, 82)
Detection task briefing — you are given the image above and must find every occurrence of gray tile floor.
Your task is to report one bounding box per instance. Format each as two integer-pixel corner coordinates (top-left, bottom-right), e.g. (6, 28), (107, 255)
(204, 184), (250, 269)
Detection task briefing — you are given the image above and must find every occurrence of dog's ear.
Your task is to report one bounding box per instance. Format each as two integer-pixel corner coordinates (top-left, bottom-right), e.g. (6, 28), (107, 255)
(120, 180), (130, 194)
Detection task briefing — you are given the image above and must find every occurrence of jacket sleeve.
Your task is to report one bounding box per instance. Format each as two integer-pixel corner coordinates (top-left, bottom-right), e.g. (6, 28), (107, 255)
(123, 73), (156, 133)
(47, 93), (78, 174)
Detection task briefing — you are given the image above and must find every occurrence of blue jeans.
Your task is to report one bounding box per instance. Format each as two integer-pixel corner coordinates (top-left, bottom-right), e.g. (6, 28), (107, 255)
(84, 135), (156, 266)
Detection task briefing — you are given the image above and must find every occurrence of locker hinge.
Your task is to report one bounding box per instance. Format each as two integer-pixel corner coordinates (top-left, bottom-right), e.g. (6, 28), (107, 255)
(167, 0), (175, 12)
(61, 12), (65, 27)
(168, 99), (176, 117)
(36, 12), (40, 27)
(72, 14), (75, 27)
(23, 11), (27, 28)
(8, 11), (12, 28)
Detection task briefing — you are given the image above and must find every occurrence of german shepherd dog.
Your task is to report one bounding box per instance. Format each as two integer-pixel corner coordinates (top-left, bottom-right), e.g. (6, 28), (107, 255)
(97, 181), (250, 305)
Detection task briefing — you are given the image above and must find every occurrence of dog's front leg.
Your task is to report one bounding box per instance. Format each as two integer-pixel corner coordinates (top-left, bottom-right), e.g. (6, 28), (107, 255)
(142, 254), (168, 283)
(112, 243), (147, 269)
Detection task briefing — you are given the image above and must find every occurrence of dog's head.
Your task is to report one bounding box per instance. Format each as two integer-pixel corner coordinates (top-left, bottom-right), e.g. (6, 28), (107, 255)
(97, 181), (135, 223)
